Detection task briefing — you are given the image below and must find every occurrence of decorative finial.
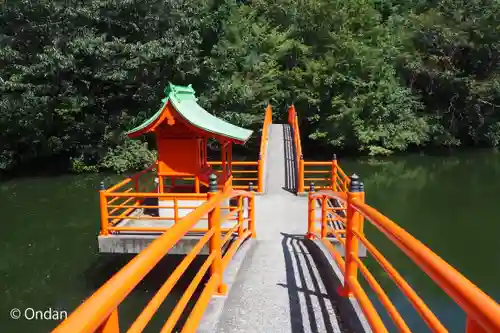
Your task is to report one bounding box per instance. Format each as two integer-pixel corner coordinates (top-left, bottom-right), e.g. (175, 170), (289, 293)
(100, 181), (105, 191)
(332, 154), (337, 160)
(349, 174), (364, 193)
(249, 182), (254, 192)
(209, 174), (218, 192)
(309, 182), (315, 192)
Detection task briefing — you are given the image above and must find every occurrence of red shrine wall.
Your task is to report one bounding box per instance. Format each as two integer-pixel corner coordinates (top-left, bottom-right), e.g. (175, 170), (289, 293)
(154, 121), (207, 176)
(156, 138), (204, 175)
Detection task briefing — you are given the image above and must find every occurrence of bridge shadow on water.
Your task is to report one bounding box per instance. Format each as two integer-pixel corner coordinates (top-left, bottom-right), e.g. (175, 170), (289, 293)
(283, 125), (298, 194)
(279, 233), (350, 333)
(82, 253), (208, 332)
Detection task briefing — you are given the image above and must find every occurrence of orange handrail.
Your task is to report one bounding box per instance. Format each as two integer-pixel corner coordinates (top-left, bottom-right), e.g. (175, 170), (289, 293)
(287, 105), (351, 193)
(287, 104), (304, 192)
(308, 184), (500, 333)
(54, 185), (256, 333)
(258, 104), (273, 192)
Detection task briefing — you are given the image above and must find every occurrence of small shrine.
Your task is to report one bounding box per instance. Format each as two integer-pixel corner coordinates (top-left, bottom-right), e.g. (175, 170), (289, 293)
(126, 83), (253, 193)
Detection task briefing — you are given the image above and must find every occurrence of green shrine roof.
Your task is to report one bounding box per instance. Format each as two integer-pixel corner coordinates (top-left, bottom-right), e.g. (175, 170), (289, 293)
(126, 83), (253, 143)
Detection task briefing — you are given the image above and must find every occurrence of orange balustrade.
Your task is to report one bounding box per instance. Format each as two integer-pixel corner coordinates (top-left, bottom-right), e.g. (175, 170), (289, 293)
(53, 183), (256, 333)
(258, 104), (273, 192)
(208, 161), (259, 190)
(288, 103), (500, 332)
(287, 106), (350, 193)
(287, 105), (304, 192)
(308, 184), (500, 332)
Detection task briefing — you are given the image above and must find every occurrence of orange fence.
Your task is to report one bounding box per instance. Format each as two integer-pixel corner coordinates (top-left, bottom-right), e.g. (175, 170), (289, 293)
(308, 181), (500, 332)
(100, 171), (256, 235)
(258, 104), (273, 192)
(287, 105), (350, 193)
(287, 105), (304, 192)
(287, 104), (500, 332)
(209, 161), (259, 191)
(53, 180), (256, 333)
(303, 157), (350, 192)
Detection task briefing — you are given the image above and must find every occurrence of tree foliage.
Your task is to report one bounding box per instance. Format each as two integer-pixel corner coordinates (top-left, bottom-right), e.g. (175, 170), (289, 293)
(1, 0), (500, 172)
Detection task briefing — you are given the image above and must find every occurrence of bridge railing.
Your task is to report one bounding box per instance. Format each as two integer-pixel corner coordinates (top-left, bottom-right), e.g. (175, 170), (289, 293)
(53, 175), (256, 333)
(308, 177), (500, 332)
(287, 104), (500, 331)
(208, 161), (259, 190)
(258, 104), (273, 192)
(303, 156), (350, 192)
(287, 105), (351, 193)
(287, 105), (304, 192)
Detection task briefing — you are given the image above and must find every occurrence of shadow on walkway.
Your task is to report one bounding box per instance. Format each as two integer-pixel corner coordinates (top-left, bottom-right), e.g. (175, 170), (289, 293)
(283, 125), (298, 194)
(278, 233), (349, 333)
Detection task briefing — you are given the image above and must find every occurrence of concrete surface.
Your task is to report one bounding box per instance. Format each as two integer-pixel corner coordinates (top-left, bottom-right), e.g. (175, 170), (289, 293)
(212, 124), (357, 333)
(98, 199), (242, 254)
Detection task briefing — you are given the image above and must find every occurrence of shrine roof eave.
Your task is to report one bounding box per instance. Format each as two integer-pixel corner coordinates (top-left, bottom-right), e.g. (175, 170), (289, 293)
(125, 83), (253, 144)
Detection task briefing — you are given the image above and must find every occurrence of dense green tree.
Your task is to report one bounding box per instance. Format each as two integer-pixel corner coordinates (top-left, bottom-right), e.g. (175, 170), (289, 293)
(399, 0), (500, 147)
(0, 0), (204, 171)
(2, 0), (500, 173)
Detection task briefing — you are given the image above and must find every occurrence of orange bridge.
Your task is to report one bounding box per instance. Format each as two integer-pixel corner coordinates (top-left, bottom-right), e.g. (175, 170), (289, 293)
(52, 85), (500, 333)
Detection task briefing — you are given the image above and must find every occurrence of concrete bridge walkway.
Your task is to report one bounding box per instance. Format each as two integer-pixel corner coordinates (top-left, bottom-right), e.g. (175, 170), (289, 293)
(215, 124), (345, 333)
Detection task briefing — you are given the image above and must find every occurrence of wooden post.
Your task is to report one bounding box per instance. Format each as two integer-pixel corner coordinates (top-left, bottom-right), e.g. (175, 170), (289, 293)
(207, 174), (227, 295)
(96, 309), (119, 333)
(249, 182), (256, 238)
(194, 176), (200, 193)
(332, 154), (338, 191)
(307, 182), (315, 239)
(237, 196), (244, 238)
(173, 197), (179, 224)
(298, 154), (305, 193)
(228, 142), (233, 180)
(258, 153), (264, 193)
(342, 174), (364, 297)
(99, 184), (109, 236)
(221, 142), (227, 184)
(321, 196), (328, 239)
(466, 317), (487, 333)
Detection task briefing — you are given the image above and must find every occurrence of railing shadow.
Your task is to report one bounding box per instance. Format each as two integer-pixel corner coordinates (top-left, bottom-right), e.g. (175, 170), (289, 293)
(278, 233), (346, 333)
(283, 125), (298, 194)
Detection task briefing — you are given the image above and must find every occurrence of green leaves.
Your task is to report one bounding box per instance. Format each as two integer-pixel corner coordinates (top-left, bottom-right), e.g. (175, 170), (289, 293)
(2, 0), (500, 172)
(0, 0), (203, 171)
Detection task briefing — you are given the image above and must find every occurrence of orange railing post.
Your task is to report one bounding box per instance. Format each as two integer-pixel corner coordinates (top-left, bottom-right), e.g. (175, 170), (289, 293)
(248, 182), (256, 238)
(466, 317), (487, 333)
(321, 196), (328, 239)
(258, 153), (264, 193)
(342, 174), (364, 296)
(96, 309), (119, 333)
(99, 182), (109, 236)
(158, 175), (164, 193)
(207, 174), (227, 295)
(332, 154), (338, 191)
(298, 154), (304, 193)
(307, 183), (315, 239)
(258, 104), (272, 193)
(195, 176), (200, 193)
(237, 196), (244, 238)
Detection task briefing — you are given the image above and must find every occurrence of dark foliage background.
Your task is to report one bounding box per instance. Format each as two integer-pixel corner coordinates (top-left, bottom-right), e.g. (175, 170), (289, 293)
(1, 0), (499, 172)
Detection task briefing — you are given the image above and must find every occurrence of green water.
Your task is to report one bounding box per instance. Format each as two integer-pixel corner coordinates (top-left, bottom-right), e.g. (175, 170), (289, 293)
(339, 150), (500, 332)
(1, 151), (500, 332)
(0, 173), (204, 333)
